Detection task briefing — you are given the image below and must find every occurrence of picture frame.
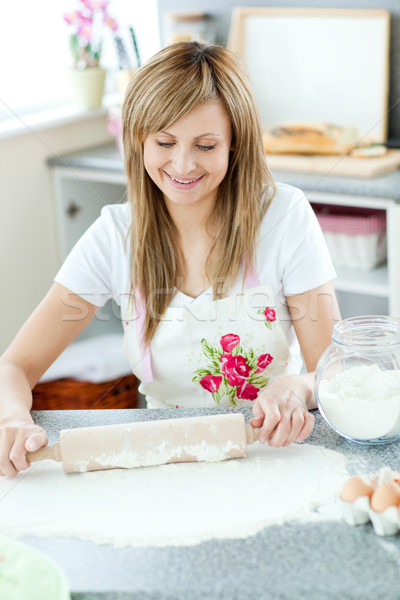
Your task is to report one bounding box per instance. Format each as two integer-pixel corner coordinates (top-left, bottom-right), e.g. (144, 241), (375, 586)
(227, 8), (390, 143)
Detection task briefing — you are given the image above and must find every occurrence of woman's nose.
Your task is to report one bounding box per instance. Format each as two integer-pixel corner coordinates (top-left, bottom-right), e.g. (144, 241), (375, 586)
(171, 147), (196, 175)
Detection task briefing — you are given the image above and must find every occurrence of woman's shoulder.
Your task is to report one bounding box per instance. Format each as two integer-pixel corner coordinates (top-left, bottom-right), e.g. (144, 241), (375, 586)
(99, 202), (131, 230)
(269, 182), (307, 207)
(261, 183), (308, 228)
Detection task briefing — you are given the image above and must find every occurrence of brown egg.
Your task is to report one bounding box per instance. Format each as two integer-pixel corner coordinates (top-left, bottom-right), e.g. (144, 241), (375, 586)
(393, 471), (400, 483)
(370, 481), (400, 513)
(340, 476), (375, 503)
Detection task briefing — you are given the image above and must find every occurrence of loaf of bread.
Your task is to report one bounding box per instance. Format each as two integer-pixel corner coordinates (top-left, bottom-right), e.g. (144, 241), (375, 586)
(263, 122), (359, 155)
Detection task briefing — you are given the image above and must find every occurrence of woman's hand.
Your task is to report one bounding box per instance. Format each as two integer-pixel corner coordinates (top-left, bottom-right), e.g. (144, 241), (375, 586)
(250, 373), (316, 447)
(0, 282), (98, 478)
(0, 418), (48, 478)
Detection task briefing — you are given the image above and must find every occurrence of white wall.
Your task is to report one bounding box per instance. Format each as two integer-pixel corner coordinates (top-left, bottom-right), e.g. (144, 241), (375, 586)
(0, 116), (113, 353)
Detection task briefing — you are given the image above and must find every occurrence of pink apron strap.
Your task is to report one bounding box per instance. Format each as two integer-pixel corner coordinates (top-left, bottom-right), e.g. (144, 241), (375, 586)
(135, 290), (154, 382)
(136, 264), (259, 383)
(244, 264), (261, 288)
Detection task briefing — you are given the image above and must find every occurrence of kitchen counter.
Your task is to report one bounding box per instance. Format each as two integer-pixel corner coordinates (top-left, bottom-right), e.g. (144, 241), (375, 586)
(18, 407), (400, 600)
(47, 142), (400, 202)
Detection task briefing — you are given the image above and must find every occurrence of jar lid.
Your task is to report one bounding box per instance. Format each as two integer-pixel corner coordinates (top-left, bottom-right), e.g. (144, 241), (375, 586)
(165, 12), (210, 22)
(333, 315), (400, 348)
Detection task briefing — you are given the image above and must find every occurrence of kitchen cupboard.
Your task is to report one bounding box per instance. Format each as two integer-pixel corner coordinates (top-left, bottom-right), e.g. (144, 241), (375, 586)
(50, 164), (127, 340)
(306, 191), (400, 318)
(47, 143), (400, 335)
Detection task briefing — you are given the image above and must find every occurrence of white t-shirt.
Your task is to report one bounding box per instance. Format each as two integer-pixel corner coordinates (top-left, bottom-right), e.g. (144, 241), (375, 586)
(55, 182), (336, 378)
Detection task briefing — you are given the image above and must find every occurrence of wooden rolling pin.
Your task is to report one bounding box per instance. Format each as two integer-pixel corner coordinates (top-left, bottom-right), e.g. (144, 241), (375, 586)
(27, 413), (260, 474)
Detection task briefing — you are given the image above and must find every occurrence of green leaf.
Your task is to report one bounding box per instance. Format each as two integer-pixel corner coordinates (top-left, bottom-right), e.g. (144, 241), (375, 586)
(264, 321), (272, 330)
(220, 380), (229, 394)
(248, 375), (270, 388)
(201, 338), (216, 361)
(193, 368), (211, 378)
(247, 357), (258, 371)
(209, 361), (223, 376)
(212, 390), (221, 404)
(222, 386), (237, 407)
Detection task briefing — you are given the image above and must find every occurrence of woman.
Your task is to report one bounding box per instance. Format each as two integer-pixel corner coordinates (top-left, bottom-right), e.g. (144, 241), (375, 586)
(0, 41), (339, 477)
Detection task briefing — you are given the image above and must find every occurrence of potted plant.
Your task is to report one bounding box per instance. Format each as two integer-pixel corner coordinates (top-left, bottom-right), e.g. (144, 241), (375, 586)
(64, 0), (118, 109)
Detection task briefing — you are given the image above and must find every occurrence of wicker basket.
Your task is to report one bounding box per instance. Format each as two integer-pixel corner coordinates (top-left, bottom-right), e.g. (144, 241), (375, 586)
(32, 374), (139, 410)
(313, 204), (387, 270)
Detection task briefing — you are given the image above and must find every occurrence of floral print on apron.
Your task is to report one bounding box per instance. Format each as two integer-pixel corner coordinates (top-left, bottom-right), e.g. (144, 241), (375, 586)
(123, 268), (291, 409)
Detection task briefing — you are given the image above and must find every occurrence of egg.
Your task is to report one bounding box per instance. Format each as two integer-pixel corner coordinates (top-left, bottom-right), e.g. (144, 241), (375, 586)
(370, 481), (400, 513)
(340, 476), (375, 503)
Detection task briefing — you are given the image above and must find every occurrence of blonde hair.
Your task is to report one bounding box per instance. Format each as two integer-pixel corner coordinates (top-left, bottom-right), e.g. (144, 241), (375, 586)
(122, 41), (275, 343)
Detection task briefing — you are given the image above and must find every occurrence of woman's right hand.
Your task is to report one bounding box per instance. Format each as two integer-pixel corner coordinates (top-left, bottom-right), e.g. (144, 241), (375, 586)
(0, 283), (98, 478)
(0, 419), (48, 477)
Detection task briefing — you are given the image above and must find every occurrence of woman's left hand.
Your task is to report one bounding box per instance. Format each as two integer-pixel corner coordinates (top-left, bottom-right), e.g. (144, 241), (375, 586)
(250, 373), (316, 447)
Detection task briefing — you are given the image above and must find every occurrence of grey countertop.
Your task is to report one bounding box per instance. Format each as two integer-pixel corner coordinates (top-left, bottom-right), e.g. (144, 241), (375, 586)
(18, 407), (400, 600)
(47, 143), (400, 202)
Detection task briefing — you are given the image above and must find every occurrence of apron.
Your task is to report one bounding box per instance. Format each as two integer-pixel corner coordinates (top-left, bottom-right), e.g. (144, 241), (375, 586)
(123, 268), (291, 409)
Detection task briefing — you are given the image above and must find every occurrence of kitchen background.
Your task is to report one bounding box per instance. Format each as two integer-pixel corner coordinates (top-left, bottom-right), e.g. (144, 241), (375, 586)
(2, 0), (400, 401)
(159, 0), (400, 144)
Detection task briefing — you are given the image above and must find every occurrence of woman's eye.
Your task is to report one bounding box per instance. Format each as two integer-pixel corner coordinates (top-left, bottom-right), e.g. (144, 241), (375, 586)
(155, 142), (215, 151)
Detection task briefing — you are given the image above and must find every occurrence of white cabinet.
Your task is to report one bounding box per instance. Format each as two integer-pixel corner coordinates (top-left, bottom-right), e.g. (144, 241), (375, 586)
(308, 191), (400, 319)
(51, 166), (127, 341)
(52, 167), (126, 258)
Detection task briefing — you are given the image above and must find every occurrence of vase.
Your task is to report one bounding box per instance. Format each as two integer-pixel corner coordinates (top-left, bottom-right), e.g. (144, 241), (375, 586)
(68, 67), (107, 110)
(115, 69), (136, 103)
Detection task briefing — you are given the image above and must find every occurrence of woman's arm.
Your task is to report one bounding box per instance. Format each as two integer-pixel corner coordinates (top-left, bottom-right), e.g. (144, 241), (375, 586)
(251, 281), (341, 446)
(0, 282), (98, 477)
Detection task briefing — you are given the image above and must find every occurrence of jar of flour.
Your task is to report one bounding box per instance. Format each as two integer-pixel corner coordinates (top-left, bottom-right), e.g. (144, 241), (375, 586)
(315, 315), (400, 444)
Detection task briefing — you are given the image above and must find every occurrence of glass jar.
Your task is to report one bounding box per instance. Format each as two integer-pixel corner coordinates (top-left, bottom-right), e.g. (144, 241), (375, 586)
(163, 12), (216, 45)
(315, 315), (400, 444)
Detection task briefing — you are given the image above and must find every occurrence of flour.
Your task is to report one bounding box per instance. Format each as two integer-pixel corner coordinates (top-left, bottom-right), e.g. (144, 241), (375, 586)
(59, 414), (248, 473)
(0, 443), (348, 548)
(87, 439), (243, 472)
(318, 365), (400, 439)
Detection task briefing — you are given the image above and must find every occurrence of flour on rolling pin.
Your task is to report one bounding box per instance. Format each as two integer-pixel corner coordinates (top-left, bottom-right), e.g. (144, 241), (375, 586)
(57, 413), (252, 473)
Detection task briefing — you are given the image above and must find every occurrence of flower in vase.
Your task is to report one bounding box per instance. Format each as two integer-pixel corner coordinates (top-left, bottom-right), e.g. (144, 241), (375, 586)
(64, 0), (118, 69)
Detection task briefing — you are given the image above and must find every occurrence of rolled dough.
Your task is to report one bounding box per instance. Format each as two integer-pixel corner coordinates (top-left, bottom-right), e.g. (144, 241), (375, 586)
(0, 442), (348, 548)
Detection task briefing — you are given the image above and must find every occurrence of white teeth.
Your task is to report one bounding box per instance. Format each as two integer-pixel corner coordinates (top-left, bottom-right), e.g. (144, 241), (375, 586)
(170, 175), (199, 184)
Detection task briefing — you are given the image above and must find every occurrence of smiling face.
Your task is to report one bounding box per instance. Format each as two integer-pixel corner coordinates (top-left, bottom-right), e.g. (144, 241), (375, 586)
(143, 99), (232, 212)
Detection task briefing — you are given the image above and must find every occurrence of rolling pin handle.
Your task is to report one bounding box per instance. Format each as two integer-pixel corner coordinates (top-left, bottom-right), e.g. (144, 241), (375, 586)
(245, 423), (261, 445)
(27, 442), (62, 463)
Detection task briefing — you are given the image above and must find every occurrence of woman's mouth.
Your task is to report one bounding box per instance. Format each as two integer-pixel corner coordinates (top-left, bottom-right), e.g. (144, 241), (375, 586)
(163, 171), (204, 190)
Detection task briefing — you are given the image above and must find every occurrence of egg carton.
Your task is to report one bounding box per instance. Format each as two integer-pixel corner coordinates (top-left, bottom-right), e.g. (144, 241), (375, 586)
(339, 467), (400, 537)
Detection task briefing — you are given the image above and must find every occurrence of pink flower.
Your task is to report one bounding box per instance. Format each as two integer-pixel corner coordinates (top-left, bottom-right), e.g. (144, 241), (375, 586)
(82, 0), (108, 11)
(78, 20), (93, 42)
(220, 333), (240, 353)
(200, 374), (222, 394)
(264, 307), (276, 322)
(220, 354), (251, 386)
(104, 14), (118, 31)
(236, 382), (260, 401)
(255, 353), (273, 373)
(63, 11), (81, 25)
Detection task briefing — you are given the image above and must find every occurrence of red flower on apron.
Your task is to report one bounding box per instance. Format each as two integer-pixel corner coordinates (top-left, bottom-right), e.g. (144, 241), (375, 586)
(258, 306), (277, 330)
(193, 333), (275, 406)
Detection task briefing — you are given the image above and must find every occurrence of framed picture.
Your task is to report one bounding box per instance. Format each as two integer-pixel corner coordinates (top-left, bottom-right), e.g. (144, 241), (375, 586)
(227, 8), (390, 143)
